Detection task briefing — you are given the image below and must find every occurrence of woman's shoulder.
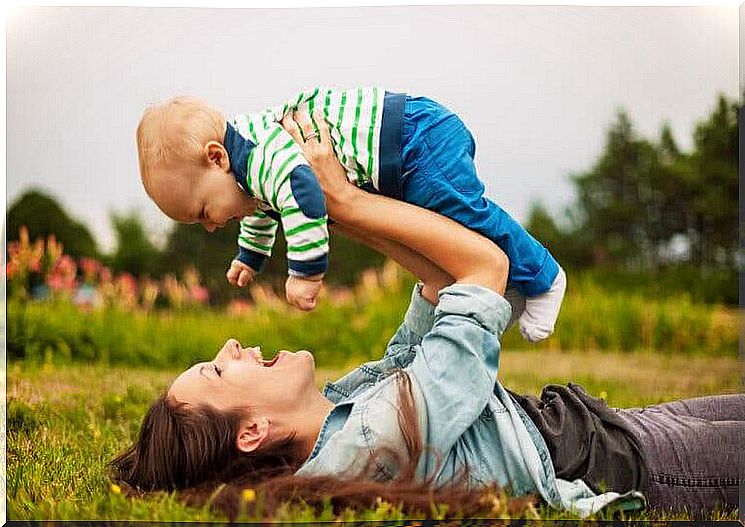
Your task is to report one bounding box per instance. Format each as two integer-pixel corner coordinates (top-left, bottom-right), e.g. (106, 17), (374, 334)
(297, 374), (411, 481)
(323, 348), (417, 403)
(339, 373), (410, 448)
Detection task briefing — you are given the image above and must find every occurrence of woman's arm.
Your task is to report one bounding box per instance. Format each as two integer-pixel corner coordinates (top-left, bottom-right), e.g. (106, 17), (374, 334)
(281, 111), (508, 296)
(282, 111), (514, 460)
(332, 223), (453, 304)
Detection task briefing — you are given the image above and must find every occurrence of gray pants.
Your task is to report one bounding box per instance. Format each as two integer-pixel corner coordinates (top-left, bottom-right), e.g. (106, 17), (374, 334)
(617, 393), (745, 514)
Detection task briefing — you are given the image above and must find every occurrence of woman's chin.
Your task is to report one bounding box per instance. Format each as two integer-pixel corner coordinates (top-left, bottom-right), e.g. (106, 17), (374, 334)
(296, 350), (315, 365)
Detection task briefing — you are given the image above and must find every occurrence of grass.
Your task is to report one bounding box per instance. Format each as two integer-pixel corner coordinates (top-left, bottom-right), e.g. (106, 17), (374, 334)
(6, 349), (741, 522)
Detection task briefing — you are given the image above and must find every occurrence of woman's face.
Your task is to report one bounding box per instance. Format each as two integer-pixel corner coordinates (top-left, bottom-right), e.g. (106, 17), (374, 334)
(168, 339), (317, 414)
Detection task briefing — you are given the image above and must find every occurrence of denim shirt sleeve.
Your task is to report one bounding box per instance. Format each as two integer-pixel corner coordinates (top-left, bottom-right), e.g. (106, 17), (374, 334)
(384, 283), (436, 353)
(406, 283), (512, 460)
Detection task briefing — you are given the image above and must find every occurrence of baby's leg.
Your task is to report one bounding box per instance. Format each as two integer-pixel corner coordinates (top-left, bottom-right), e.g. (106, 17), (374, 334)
(503, 285), (526, 331)
(519, 267), (566, 341)
(400, 103), (564, 341)
(406, 175), (565, 341)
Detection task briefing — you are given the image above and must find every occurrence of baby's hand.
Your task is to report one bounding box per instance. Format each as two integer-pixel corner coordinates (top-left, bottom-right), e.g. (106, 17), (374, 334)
(226, 260), (256, 287)
(285, 274), (324, 311)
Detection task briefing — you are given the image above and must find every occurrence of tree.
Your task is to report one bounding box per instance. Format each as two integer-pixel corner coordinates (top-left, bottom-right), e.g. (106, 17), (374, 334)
(535, 93), (739, 273)
(525, 202), (593, 269)
(7, 189), (99, 258)
(688, 95), (738, 267)
(164, 221), (243, 305)
(108, 212), (164, 277)
(571, 110), (661, 267)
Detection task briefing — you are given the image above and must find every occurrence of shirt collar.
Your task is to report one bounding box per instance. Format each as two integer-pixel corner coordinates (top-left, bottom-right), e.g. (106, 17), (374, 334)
(304, 402), (354, 464)
(224, 121), (256, 191)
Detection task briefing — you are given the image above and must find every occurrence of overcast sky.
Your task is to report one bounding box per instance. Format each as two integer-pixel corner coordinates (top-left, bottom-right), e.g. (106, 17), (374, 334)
(6, 5), (738, 251)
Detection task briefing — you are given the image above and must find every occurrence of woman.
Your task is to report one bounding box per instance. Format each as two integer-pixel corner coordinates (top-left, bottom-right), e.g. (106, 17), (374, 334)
(111, 112), (743, 519)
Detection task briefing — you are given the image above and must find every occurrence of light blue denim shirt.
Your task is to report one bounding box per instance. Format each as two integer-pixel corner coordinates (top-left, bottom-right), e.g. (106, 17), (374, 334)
(296, 283), (646, 517)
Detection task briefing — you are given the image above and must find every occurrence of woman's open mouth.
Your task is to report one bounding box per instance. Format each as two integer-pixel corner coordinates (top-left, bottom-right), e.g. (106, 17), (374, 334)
(257, 351), (285, 367)
(246, 347), (285, 367)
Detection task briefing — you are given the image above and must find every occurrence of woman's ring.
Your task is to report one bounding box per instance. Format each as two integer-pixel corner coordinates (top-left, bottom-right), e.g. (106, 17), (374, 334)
(305, 131), (320, 142)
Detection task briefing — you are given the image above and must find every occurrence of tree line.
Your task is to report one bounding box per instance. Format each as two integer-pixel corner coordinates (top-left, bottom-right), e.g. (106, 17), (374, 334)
(6, 191), (384, 304)
(527, 94), (738, 273)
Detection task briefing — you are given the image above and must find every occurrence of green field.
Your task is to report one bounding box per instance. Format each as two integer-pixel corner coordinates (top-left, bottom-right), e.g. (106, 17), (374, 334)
(6, 264), (742, 521)
(7, 348), (741, 522)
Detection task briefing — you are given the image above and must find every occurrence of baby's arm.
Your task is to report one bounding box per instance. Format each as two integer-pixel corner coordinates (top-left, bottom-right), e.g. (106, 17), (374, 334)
(276, 166), (329, 309)
(227, 212), (279, 287)
(250, 122), (330, 309)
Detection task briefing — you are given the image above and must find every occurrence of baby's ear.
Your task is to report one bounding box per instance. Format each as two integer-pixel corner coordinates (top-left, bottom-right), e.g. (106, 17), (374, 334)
(204, 141), (230, 171)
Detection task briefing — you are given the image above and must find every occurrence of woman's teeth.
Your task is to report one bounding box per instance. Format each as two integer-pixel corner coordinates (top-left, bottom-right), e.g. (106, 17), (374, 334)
(245, 347), (280, 367)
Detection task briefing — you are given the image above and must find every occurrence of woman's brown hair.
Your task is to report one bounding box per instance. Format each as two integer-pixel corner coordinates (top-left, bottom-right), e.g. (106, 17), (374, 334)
(110, 370), (532, 520)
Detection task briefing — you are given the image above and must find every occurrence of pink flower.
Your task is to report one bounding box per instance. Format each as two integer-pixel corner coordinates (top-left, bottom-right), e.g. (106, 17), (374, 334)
(114, 273), (139, 309)
(46, 255), (77, 293)
(227, 300), (253, 316)
(139, 276), (160, 311)
(189, 285), (209, 304)
(99, 267), (112, 284)
(80, 257), (101, 283)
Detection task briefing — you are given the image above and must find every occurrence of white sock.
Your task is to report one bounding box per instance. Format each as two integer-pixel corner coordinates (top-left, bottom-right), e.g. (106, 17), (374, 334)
(503, 285), (526, 331)
(519, 267), (567, 342)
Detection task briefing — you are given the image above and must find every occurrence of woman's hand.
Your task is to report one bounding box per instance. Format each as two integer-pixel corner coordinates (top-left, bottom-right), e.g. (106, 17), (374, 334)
(280, 109), (508, 297)
(280, 110), (354, 210)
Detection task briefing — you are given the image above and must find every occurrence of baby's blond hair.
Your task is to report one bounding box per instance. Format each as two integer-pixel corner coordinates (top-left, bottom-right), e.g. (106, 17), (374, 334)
(136, 96), (226, 194)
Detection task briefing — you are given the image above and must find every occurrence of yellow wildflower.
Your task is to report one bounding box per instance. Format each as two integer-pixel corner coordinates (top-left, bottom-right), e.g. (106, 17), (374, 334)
(242, 488), (256, 502)
(110, 483), (122, 495)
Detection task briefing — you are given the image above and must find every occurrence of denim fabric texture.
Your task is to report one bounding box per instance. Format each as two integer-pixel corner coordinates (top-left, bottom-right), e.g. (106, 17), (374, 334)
(295, 284), (645, 517)
(399, 96), (559, 296)
(617, 394), (745, 512)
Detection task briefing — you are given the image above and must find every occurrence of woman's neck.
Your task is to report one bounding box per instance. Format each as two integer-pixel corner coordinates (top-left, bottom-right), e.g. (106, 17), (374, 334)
(273, 390), (335, 465)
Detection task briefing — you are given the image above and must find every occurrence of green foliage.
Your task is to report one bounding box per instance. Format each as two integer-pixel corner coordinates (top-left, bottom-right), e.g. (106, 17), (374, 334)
(108, 212), (164, 278)
(7, 189), (99, 258)
(164, 221), (242, 305)
(164, 221), (386, 304)
(7, 400), (43, 434)
(6, 292), (408, 371)
(7, 270), (737, 372)
(526, 202), (594, 268)
(688, 95), (739, 266)
(576, 265), (738, 305)
(528, 94), (740, 274)
(501, 273), (736, 355)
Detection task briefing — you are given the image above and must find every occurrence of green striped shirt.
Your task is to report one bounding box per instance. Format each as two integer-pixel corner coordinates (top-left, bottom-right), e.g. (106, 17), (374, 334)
(231, 86), (385, 275)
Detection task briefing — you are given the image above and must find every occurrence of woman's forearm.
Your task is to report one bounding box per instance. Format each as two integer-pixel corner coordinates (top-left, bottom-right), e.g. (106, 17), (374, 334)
(326, 184), (508, 295)
(279, 110), (508, 295)
(333, 224), (453, 303)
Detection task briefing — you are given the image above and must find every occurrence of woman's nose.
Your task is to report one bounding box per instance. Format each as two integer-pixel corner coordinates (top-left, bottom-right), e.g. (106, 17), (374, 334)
(220, 338), (242, 358)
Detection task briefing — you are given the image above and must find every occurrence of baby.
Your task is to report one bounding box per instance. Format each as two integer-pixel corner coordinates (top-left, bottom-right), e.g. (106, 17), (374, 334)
(137, 87), (566, 341)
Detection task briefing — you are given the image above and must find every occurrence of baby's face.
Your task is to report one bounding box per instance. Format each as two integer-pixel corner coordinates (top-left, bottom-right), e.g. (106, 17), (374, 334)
(148, 162), (259, 232)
